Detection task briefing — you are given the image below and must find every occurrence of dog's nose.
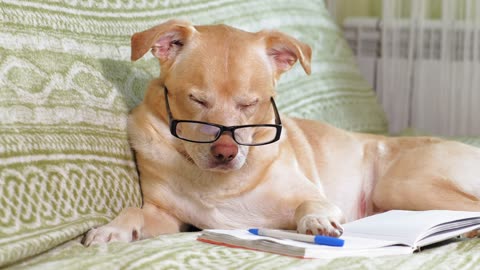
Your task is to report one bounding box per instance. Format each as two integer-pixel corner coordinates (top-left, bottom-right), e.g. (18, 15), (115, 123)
(210, 136), (238, 163)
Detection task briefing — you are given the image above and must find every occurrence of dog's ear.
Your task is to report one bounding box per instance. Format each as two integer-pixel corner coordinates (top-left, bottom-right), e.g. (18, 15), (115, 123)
(261, 30), (312, 77)
(131, 19), (196, 62)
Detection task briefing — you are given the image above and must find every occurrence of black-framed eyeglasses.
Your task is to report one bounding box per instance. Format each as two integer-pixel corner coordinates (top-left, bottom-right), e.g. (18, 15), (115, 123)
(164, 87), (282, 146)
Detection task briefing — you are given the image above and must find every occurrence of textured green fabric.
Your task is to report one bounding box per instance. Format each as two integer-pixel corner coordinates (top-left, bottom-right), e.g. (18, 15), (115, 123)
(0, 5), (153, 268)
(0, 23), (146, 270)
(1, 0), (385, 267)
(11, 233), (480, 270)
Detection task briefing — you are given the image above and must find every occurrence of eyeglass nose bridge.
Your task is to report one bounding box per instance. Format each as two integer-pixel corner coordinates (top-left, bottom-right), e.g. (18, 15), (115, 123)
(215, 126), (239, 142)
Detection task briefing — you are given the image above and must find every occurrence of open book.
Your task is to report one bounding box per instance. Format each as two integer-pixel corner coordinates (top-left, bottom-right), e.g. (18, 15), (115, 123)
(197, 210), (480, 259)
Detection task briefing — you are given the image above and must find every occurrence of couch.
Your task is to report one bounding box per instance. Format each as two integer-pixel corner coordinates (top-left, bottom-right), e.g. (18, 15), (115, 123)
(1, 1), (479, 269)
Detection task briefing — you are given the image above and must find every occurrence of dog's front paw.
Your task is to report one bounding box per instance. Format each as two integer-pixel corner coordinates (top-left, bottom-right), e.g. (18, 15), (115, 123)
(297, 214), (344, 237)
(82, 225), (140, 246)
(294, 200), (345, 237)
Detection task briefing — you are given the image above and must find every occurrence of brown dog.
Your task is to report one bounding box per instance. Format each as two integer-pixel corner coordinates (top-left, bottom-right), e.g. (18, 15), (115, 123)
(83, 20), (480, 245)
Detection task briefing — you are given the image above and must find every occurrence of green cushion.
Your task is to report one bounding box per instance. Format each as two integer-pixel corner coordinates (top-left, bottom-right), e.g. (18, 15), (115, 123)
(0, 29), (145, 269)
(0, 0), (387, 267)
(454, 137), (480, 148)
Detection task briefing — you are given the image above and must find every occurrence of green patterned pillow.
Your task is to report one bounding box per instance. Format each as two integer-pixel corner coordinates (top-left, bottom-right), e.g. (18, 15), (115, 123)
(0, 0), (387, 267)
(0, 25), (146, 269)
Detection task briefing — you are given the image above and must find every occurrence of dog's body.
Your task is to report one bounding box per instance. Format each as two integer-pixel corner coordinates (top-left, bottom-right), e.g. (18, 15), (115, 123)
(84, 20), (480, 245)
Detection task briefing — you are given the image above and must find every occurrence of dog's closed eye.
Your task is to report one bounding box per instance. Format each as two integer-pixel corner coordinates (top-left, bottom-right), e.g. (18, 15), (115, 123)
(189, 94), (209, 108)
(238, 99), (259, 111)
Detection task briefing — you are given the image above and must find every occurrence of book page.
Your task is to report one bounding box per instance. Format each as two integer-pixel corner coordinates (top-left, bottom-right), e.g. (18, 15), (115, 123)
(342, 210), (480, 246)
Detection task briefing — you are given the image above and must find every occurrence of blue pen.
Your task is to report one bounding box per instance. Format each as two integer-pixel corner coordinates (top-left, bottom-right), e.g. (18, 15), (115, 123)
(248, 228), (344, 247)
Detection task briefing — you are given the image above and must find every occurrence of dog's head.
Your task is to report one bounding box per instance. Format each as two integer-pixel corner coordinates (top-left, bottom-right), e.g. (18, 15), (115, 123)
(131, 20), (311, 172)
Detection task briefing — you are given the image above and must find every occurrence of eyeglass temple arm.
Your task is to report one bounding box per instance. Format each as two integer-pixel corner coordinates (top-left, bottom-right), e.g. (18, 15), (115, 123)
(270, 97), (282, 125)
(164, 87), (174, 122)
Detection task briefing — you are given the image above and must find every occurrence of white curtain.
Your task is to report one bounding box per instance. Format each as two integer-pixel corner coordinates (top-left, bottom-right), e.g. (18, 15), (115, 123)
(379, 0), (480, 136)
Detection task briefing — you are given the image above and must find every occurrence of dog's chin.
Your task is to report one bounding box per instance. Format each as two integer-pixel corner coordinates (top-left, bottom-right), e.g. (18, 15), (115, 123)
(192, 158), (245, 173)
(205, 162), (243, 173)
